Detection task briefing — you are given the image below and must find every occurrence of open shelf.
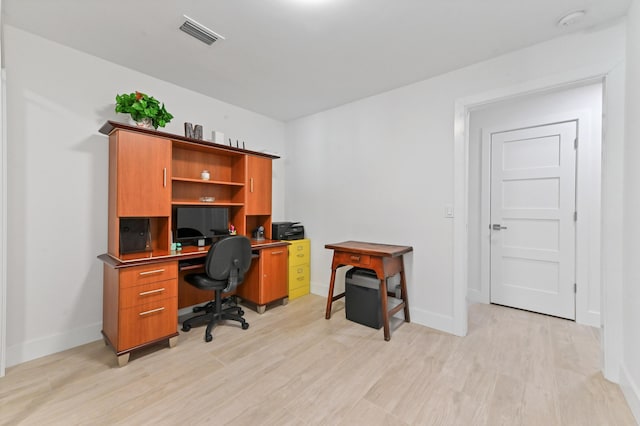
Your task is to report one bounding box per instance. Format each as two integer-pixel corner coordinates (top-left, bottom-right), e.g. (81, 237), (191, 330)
(171, 200), (244, 206)
(172, 177), (244, 187)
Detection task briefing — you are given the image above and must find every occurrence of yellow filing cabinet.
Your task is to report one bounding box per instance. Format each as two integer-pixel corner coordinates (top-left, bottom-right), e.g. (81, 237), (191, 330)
(288, 238), (310, 299)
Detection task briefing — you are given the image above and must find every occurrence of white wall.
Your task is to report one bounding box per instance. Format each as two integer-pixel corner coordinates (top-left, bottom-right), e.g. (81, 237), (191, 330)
(467, 83), (603, 327)
(3, 26), (286, 367)
(285, 23), (625, 334)
(621, 0), (640, 421)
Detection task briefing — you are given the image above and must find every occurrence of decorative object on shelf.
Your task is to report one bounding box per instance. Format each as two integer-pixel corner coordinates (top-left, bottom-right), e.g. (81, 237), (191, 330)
(199, 196), (215, 203)
(201, 170), (210, 180)
(252, 225), (265, 241)
(184, 122), (203, 139)
(115, 91), (173, 129)
(185, 122), (194, 137)
(229, 224), (237, 235)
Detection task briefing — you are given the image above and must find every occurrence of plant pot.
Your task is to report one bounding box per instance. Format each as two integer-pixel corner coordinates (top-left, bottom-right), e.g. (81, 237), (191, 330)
(130, 116), (153, 129)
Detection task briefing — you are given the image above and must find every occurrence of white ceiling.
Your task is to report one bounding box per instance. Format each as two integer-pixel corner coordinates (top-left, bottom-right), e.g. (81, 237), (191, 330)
(2, 0), (631, 121)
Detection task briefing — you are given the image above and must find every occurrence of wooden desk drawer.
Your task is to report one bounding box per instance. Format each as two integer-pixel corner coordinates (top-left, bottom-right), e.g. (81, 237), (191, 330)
(118, 297), (177, 350)
(120, 262), (178, 288)
(334, 251), (371, 268)
(120, 279), (178, 309)
(288, 239), (310, 266)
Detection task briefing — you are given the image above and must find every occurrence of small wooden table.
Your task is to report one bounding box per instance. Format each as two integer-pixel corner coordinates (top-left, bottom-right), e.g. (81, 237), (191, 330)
(325, 241), (413, 341)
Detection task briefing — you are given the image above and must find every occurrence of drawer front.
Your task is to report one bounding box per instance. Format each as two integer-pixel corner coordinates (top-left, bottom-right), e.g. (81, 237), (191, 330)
(118, 297), (178, 350)
(120, 262), (178, 288)
(334, 251), (371, 268)
(120, 279), (178, 309)
(289, 285), (310, 300)
(288, 264), (310, 291)
(288, 239), (310, 266)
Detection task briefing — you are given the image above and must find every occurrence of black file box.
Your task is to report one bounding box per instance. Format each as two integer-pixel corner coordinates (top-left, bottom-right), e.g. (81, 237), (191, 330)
(345, 267), (385, 329)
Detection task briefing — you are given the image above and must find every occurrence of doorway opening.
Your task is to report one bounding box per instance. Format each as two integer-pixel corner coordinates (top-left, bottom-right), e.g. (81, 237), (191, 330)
(467, 82), (602, 326)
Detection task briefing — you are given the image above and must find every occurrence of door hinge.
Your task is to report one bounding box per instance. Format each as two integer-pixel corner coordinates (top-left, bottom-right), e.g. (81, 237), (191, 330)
(574, 211), (577, 221)
(574, 138), (578, 149)
(574, 283), (577, 293)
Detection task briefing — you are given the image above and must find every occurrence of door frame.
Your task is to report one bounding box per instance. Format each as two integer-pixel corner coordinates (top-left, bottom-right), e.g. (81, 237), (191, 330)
(479, 112), (598, 326)
(0, 54), (6, 377)
(453, 65), (626, 382)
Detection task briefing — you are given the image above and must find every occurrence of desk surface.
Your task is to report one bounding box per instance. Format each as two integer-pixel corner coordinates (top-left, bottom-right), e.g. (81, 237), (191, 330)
(99, 239), (289, 268)
(325, 241), (413, 257)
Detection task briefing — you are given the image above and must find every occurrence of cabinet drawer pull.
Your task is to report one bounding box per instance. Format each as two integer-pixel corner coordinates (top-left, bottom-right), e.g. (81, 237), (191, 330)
(297, 276), (304, 281)
(163, 167), (167, 188)
(271, 251), (284, 255)
(296, 254), (305, 258)
(139, 307), (165, 316)
(250, 178), (254, 193)
(139, 287), (165, 296)
(350, 255), (360, 261)
(297, 246), (303, 251)
(139, 269), (165, 276)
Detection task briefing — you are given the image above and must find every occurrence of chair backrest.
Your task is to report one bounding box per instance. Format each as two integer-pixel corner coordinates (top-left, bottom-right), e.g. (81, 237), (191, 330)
(204, 235), (252, 292)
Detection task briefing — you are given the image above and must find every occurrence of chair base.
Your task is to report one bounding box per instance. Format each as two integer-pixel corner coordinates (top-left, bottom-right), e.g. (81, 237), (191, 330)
(181, 292), (249, 342)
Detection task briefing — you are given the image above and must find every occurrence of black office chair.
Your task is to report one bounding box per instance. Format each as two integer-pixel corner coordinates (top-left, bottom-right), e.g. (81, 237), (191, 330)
(181, 235), (251, 342)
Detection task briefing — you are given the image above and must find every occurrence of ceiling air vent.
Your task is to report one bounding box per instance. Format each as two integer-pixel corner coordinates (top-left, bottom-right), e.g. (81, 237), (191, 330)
(179, 15), (225, 45)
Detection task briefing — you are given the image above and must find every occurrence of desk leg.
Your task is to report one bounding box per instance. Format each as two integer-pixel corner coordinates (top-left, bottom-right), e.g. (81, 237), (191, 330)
(400, 258), (411, 323)
(380, 278), (391, 341)
(325, 267), (338, 319)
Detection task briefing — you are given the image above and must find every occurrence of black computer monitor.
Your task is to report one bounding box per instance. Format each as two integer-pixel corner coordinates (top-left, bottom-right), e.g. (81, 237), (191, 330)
(174, 206), (229, 245)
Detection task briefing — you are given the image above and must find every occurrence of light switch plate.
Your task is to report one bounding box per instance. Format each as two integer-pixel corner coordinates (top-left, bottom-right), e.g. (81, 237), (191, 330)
(445, 204), (454, 218)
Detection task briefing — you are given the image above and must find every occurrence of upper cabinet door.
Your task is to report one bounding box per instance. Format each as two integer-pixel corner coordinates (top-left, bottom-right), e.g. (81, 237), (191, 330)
(246, 155), (272, 215)
(114, 131), (172, 217)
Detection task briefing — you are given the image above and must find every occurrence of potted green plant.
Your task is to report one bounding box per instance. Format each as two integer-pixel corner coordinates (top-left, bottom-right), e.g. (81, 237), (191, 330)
(115, 91), (174, 129)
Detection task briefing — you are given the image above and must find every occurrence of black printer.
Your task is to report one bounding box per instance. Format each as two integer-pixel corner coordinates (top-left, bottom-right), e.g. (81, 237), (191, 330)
(272, 221), (305, 240)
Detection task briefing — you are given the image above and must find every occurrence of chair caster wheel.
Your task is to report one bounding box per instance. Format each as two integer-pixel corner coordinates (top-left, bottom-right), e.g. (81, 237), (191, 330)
(182, 324), (191, 332)
(242, 322), (249, 330)
(205, 334), (213, 342)
(239, 310), (245, 316)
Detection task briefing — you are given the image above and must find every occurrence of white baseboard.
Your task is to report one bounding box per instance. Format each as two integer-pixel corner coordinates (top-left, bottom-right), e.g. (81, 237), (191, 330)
(6, 322), (102, 368)
(620, 364), (640, 425)
(577, 309), (601, 328)
(409, 307), (455, 334)
(311, 284), (455, 334)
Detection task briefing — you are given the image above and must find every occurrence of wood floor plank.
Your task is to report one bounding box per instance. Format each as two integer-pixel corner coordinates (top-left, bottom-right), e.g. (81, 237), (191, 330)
(0, 296), (636, 426)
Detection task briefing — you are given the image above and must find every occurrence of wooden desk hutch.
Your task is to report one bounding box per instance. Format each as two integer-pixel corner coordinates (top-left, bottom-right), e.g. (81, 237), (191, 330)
(98, 121), (288, 366)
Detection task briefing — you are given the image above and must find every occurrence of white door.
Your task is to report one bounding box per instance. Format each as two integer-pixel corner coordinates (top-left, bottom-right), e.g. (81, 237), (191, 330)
(490, 121), (577, 319)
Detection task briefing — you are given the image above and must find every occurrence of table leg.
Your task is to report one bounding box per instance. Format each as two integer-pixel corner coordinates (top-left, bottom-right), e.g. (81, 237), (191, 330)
(380, 277), (391, 341)
(399, 258), (411, 323)
(325, 266), (338, 319)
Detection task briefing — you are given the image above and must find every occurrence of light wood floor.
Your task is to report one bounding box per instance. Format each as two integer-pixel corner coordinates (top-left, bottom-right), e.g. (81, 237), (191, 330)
(1, 295), (636, 425)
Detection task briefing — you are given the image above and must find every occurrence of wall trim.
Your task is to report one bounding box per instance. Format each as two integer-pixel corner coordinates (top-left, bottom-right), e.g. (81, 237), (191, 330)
(6, 322), (102, 368)
(454, 63), (625, 381)
(620, 364), (640, 424)
(0, 60), (6, 377)
(310, 284), (456, 334)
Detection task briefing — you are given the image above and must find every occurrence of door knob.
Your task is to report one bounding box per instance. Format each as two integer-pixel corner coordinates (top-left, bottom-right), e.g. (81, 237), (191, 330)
(492, 224), (507, 230)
